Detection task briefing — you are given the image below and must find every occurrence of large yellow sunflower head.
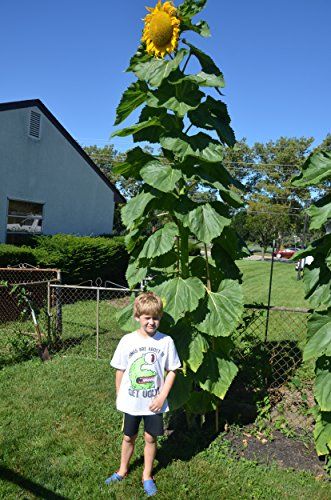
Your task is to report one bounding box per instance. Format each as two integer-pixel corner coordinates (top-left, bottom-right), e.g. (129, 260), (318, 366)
(142, 1), (180, 58)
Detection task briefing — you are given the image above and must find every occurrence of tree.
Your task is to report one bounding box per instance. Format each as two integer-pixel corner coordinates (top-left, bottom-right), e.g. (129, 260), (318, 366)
(83, 144), (142, 199)
(245, 201), (290, 259)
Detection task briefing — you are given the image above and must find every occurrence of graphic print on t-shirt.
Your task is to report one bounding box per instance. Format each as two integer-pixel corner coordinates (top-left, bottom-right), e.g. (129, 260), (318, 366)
(129, 352), (157, 390)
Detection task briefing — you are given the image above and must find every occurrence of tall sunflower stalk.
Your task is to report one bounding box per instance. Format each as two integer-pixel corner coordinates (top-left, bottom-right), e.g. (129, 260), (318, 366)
(112, 0), (247, 416)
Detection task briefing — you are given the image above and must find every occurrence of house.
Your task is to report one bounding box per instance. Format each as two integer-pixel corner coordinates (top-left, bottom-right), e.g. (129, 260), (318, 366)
(0, 99), (125, 244)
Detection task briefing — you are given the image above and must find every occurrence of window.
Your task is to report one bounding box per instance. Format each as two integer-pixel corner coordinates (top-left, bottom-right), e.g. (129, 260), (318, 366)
(6, 199), (43, 244)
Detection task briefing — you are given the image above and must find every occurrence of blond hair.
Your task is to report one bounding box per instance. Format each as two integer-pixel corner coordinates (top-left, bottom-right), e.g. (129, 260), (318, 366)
(134, 291), (163, 318)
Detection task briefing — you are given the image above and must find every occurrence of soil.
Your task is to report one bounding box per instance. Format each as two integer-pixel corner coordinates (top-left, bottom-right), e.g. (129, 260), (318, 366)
(225, 427), (326, 477)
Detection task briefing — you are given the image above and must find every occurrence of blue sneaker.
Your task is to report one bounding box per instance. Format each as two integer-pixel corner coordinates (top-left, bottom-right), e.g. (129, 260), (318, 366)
(143, 478), (157, 496)
(105, 472), (125, 484)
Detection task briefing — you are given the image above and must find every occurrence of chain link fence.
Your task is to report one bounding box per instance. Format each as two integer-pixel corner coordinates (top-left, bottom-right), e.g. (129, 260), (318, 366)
(47, 283), (137, 359)
(229, 305), (314, 436)
(0, 266), (61, 367)
(0, 269), (314, 436)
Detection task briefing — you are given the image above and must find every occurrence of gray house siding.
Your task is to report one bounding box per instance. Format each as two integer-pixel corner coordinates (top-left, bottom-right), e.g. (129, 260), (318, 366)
(0, 102), (120, 243)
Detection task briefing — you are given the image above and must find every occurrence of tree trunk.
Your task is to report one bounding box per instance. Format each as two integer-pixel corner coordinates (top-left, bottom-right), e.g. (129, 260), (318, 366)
(261, 246), (265, 261)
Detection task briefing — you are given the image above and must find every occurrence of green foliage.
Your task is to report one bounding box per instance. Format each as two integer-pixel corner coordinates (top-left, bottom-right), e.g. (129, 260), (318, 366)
(292, 150), (331, 187)
(113, 0), (246, 412)
(292, 149), (331, 457)
(0, 244), (36, 267)
(34, 234), (128, 285)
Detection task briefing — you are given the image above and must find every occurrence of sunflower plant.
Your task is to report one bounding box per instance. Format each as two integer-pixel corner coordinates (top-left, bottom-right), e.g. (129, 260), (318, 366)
(292, 151), (331, 457)
(112, 0), (248, 415)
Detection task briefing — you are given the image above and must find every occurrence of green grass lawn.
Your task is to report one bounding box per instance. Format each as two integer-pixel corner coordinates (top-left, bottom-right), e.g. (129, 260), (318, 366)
(1, 357), (330, 500)
(0, 261), (326, 498)
(238, 260), (308, 309)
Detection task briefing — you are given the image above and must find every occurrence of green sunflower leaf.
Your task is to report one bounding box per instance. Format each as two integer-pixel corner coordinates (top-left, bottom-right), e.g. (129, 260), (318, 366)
(197, 280), (244, 337)
(181, 19), (211, 37)
(180, 156), (242, 190)
(140, 161), (182, 192)
(188, 96), (236, 147)
(315, 356), (331, 412)
(183, 40), (224, 84)
(113, 147), (155, 179)
(117, 297), (137, 332)
(152, 276), (206, 322)
(122, 191), (155, 229)
(292, 150), (331, 187)
(126, 260), (147, 289)
(314, 411), (331, 456)
(114, 81), (149, 126)
(213, 227), (250, 260)
(133, 49), (188, 87)
(133, 106), (183, 143)
(308, 193), (331, 230)
(168, 371), (192, 410)
(303, 310), (331, 361)
(185, 391), (218, 414)
(174, 71), (225, 88)
(126, 45), (152, 72)
(138, 222), (178, 260)
(197, 350), (238, 399)
(147, 79), (204, 117)
(178, 0), (207, 19)
(160, 132), (224, 162)
(175, 328), (209, 373)
(181, 202), (231, 244)
(111, 117), (161, 138)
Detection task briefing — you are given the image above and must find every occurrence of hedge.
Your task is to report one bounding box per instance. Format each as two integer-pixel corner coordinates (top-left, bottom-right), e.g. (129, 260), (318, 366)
(0, 244), (37, 268)
(0, 235), (129, 285)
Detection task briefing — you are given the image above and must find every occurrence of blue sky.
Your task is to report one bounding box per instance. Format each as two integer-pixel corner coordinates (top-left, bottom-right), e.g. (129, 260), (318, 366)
(1, 0), (330, 152)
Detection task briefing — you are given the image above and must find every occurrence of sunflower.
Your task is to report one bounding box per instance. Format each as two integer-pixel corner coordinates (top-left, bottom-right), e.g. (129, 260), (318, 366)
(142, 1), (180, 58)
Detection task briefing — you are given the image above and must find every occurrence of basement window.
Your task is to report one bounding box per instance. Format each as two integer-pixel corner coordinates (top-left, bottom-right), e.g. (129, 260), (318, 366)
(28, 110), (41, 139)
(6, 199), (43, 244)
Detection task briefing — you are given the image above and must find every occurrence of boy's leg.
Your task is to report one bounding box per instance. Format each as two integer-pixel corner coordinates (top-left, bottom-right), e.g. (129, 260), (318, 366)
(142, 414), (164, 480)
(118, 414), (141, 476)
(143, 432), (157, 480)
(118, 433), (137, 476)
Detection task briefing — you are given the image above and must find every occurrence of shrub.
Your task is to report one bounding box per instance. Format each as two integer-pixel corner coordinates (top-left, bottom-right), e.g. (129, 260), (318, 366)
(0, 244), (37, 267)
(34, 234), (129, 285)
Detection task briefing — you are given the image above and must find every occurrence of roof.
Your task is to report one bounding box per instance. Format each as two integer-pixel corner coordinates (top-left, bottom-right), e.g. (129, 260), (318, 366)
(0, 99), (126, 203)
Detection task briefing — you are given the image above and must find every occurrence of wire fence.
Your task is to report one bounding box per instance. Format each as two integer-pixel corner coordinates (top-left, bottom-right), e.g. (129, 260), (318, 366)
(0, 268), (314, 437)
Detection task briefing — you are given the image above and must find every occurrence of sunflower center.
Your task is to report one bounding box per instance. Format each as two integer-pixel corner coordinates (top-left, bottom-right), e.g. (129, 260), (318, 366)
(149, 11), (173, 48)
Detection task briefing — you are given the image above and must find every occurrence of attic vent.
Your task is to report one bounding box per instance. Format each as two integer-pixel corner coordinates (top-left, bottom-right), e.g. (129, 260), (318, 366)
(29, 110), (41, 139)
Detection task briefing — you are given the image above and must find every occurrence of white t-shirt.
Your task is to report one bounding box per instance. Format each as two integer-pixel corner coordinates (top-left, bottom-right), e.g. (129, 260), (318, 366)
(110, 331), (181, 416)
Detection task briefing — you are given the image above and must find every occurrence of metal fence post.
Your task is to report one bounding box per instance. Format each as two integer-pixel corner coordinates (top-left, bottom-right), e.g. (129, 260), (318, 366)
(47, 281), (51, 341)
(264, 239), (275, 343)
(96, 288), (100, 359)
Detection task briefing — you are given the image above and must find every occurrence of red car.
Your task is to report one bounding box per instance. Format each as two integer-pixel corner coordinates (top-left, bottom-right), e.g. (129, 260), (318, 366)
(273, 248), (298, 259)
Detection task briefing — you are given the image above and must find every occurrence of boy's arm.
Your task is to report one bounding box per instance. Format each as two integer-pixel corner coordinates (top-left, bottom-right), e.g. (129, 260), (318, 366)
(149, 370), (177, 413)
(115, 369), (125, 395)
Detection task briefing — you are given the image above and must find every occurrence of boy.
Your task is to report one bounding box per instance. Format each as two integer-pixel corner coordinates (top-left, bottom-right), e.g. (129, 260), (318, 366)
(106, 291), (181, 497)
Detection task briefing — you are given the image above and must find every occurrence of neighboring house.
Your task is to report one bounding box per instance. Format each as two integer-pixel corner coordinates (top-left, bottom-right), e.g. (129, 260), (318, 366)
(0, 99), (125, 244)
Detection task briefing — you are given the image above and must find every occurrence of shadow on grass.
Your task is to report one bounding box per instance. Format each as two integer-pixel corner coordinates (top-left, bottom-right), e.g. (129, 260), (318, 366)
(0, 464), (68, 499)
(50, 334), (91, 353)
(125, 342), (303, 475)
(129, 412), (217, 474)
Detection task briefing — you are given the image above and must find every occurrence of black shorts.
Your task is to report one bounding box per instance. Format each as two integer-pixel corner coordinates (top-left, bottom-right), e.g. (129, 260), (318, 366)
(123, 413), (164, 437)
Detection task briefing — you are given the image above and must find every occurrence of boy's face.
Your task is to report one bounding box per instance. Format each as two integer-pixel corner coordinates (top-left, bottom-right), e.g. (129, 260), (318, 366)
(136, 314), (161, 335)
